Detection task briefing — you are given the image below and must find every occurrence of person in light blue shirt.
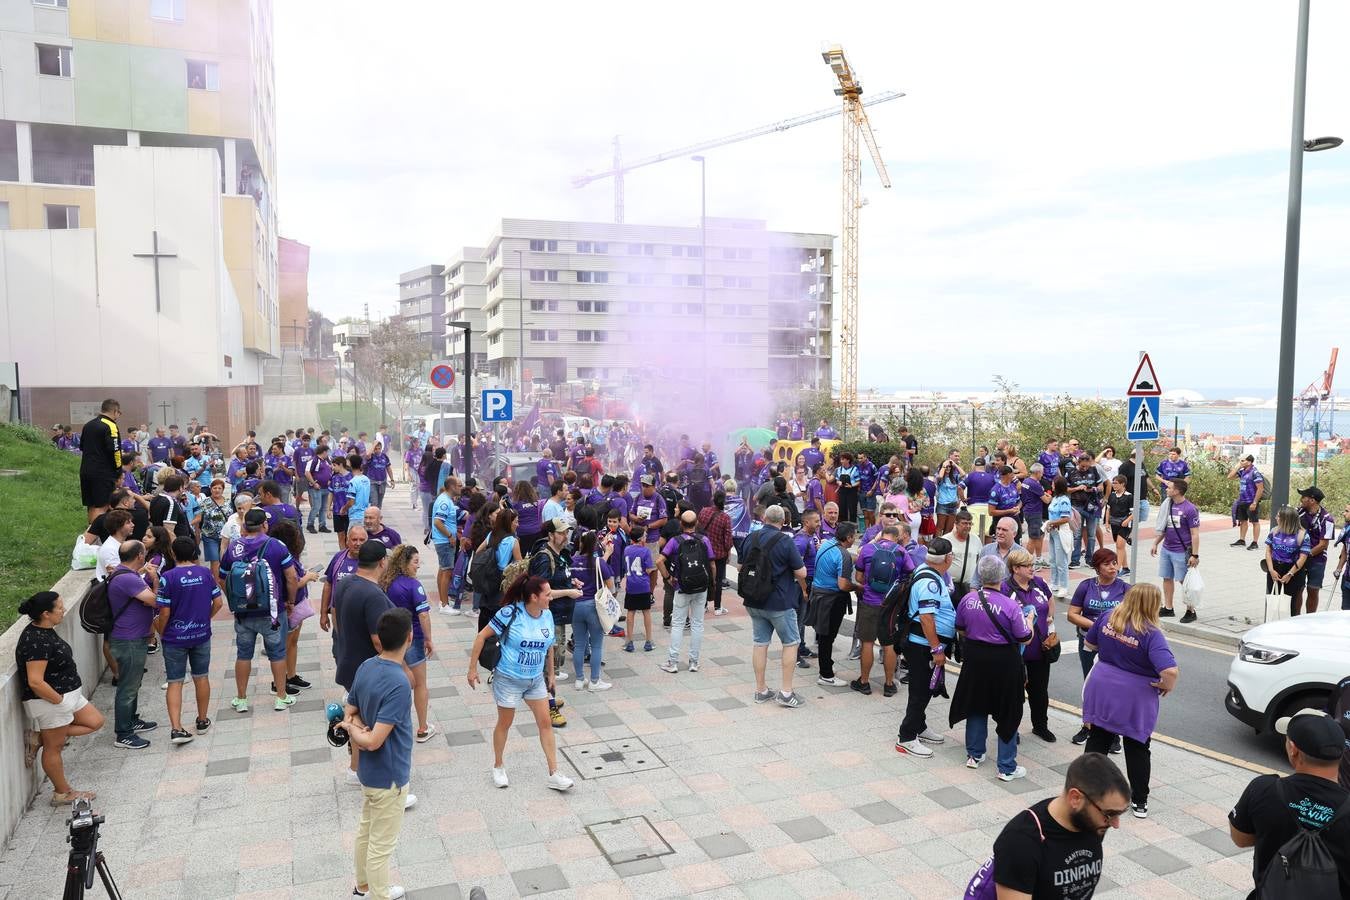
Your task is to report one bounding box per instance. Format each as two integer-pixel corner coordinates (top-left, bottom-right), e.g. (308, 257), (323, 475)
(430, 477), (462, 612)
(895, 538), (957, 758)
(542, 480), (567, 522)
(346, 454), (372, 525)
(1045, 478), (1074, 597)
(467, 575), (574, 792)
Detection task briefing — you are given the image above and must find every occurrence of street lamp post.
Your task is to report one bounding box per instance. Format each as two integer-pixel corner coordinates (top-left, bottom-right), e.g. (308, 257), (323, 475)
(692, 155), (708, 415)
(1271, 0), (1342, 523)
(446, 320), (474, 482)
(515, 248), (526, 401)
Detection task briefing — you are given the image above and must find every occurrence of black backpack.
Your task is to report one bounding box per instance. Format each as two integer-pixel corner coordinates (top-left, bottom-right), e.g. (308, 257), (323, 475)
(478, 604), (518, 672)
(878, 567), (944, 648)
(1255, 782), (1350, 900)
(738, 530), (787, 609)
(673, 534), (711, 593)
(576, 496), (610, 530)
(78, 568), (134, 636)
(469, 540), (504, 600)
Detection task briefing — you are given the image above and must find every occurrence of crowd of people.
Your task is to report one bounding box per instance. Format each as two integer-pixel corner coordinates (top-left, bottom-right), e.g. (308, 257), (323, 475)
(9, 398), (1348, 898)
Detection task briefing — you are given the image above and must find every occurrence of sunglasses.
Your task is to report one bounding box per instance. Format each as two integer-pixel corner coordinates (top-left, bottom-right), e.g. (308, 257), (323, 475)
(1083, 793), (1128, 821)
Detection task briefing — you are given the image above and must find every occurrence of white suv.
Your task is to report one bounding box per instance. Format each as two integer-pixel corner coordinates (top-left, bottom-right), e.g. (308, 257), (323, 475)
(1225, 610), (1350, 733)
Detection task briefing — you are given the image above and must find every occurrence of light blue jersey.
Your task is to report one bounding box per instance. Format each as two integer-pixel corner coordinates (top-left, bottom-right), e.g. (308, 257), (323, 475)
(490, 603), (555, 680)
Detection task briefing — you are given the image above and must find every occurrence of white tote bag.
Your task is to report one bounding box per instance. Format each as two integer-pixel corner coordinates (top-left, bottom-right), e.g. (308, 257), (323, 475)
(1263, 581), (1288, 623)
(594, 558), (621, 633)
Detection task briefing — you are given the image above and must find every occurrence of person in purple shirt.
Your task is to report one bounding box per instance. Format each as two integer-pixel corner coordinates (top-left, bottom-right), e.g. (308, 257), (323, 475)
(852, 525), (903, 694)
(263, 444), (294, 502)
(1297, 485), (1337, 615)
(1019, 463), (1052, 563)
(535, 450), (561, 491)
(797, 437), (825, 473)
(225, 447), (249, 485)
(775, 416), (790, 440)
(1150, 480), (1199, 622)
(362, 507), (402, 550)
(1037, 440), (1061, 487)
(292, 434), (316, 480)
(106, 540), (160, 748)
(657, 512), (716, 672)
(304, 445), (333, 533)
(788, 413), (805, 441)
(257, 480), (301, 533)
(1002, 549), (1057, 743)
(815, 419), (838, 440)
(856, 451), (880, 526)
(793, 509), (822, 579)
(319, 526), (367, 632)
(120, 428), (140, 462)
(1081, 583), (1179, 818)
(963, 458), (997, 509)
(987, 467), (1022, 536)
(155, 538), (222, 743)
(949, 556), (1033, 780)
(806, 465), (826, 517)
(147, 428), (173, 464)
(236, 461), (262, 500)
(365, 441), (393, 509)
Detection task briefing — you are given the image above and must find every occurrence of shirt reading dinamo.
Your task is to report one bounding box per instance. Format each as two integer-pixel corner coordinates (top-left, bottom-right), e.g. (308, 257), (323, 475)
(989, 799), (1105, 899)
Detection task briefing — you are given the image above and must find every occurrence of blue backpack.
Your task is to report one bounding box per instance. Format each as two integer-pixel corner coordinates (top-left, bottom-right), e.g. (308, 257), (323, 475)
(867, 544), (900, 594)
(225, 538), (281, 622)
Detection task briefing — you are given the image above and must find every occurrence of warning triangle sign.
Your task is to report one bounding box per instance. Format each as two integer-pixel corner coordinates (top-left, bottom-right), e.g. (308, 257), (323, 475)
(1128, 354), (1162, 396)
(1130, 400), (1157, 434)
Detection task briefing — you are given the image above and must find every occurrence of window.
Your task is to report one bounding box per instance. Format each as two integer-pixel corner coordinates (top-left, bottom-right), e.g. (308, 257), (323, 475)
(737, 276), (752, 289)
(45, 204), (79, 229)
(577, 271), (592, 284)
(627, 243), (654, 256)
(737, 248), (752, 260)
(687, 274), (703, 287)
(0, 202), (9, 230)
(577, 241), (592, 253)
(150, 0), (186, 21)
(487, 275), (499, 290)
(529, 269), (544, 282)
(687, 246), (703, 258)
(575, 271), (608, 284)
(529, 329), (559, 342)
(594, 242), (608, 253)
(738, 303), (752, 316)
(578, 300), (609, 312)
(529, 299), (559, 312)
(186, 60), (219, 90)
(34, 0), (68, 7)
(36, 44), (72, 77)
(594, 301), (609, 312)
(723, 247), (737, 260)
(488, 334), (500, 346)
(528, 239), (558, 252)
(577, 330), (608, 342)
(672, 246), (684, 257)
(627, 301), (644, 314)
(686, 303), (703, 314)
(448, 265), (461, 279)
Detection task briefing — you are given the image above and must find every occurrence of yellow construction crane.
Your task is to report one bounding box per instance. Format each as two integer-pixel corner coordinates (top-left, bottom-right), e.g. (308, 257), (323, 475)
(572, 92), (903, 224)
(822, 43), (892, 420)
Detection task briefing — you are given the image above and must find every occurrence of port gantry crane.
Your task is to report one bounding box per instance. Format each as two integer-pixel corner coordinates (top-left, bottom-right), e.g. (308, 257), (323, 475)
(821, 43), (892, 423)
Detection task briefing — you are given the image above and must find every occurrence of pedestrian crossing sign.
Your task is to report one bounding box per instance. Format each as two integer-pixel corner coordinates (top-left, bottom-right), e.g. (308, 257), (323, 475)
(1127, 396), (1160, 440)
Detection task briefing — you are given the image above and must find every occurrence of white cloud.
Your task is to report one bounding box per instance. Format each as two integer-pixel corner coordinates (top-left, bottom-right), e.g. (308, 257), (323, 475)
(276, 0), (1350, 394)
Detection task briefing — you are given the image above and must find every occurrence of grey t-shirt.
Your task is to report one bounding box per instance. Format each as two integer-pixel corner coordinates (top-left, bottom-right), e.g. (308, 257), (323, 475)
(332, 575), (393, 689)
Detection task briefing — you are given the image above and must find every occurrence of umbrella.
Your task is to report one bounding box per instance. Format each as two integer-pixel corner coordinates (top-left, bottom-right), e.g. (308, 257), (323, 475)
(729, 427), (776, 452)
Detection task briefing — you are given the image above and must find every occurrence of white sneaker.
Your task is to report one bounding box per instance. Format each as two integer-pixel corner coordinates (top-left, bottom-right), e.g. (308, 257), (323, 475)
(966, 755), (985, 769)
(438, 605), (454, 615)
(816, 675), (846, 687)
(997, 766), (1028, 782)
(354, 886), (405, 899)
(555, 670), (570, 682)
(403, 792), (417, 810)
(659, 659), (679, 674)
(492, 767), (509, 788)
(546, 771), (574, 792)
(895, 739), (933, 758)
(917, 728), (946, 745)
(713, 608), (727, 616)
(345, 770), (360, 786)
(588, 679), (613, 692)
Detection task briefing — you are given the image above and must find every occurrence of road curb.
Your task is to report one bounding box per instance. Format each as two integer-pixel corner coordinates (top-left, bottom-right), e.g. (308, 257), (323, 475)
(1160, 619), (1242, 650)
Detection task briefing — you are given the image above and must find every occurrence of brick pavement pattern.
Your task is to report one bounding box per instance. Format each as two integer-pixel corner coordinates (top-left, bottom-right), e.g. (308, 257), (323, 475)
(0, 485), (1263, 899)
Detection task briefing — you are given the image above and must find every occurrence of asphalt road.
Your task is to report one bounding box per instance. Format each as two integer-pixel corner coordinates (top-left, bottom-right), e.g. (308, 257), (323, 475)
(1044, 605), (1290, 772)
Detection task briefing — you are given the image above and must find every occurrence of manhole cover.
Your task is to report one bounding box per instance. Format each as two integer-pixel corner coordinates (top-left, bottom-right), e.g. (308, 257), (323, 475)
(561, 738), (666, 779)
(586, 815), (675, 865)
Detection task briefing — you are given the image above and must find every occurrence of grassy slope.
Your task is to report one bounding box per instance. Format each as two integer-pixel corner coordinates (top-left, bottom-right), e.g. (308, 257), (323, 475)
(0, 424), (86, 628)
(315, 401), (393, 436)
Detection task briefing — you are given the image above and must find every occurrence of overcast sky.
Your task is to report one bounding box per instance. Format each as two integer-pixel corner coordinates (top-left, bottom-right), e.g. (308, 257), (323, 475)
(275, 1), (1350, 397)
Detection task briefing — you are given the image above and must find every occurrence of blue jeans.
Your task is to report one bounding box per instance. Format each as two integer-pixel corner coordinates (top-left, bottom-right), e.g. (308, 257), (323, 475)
(1139, 499), (1151, 525)
(965, 715), (1020, 775)
(668, 590), (707, 662)
(306, 487), (329, 527)
(109, 638), (148, 739)
(1071, 511), (1099, 566)
(1049, 529), (1070, 591)
(571, 600), (604, 682)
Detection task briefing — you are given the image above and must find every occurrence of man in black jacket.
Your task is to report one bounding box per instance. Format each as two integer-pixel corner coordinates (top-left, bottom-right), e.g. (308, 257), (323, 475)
(80, 399), (123, 522)
(148, 475), (194, 540)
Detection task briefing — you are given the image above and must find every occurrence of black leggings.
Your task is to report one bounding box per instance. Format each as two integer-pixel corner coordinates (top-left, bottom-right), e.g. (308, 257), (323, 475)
(1084, 728), (1151, 806)
(709, 557), (728, 610)
(837, 486), (859, 524)
(816, 598), (849, 679)
(1024, 658), (1051, 731)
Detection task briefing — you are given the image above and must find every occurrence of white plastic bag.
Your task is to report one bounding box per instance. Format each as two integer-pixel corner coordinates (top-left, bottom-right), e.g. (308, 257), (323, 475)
(1181, 566), (1205, 609)
(71, 535), (98, 571)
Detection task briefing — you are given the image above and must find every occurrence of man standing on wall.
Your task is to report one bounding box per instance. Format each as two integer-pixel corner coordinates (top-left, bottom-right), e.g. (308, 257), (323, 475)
(80, 399), (124, 523)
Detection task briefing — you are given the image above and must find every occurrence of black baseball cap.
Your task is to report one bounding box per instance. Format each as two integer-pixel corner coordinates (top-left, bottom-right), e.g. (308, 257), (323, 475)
(1276, 709), (1345, 761)
(243, 509), (267, 527)
(357, 542), (388, 566)
(1298, 486), (1325, 503)
(927, 537), (953, 556)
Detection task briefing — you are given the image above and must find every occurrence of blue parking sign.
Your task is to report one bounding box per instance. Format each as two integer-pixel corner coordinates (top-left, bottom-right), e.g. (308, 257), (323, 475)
(481, 389), (513, 422)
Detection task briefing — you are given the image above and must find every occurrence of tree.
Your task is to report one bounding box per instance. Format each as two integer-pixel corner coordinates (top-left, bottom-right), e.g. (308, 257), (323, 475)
(349, 320), (426, 441)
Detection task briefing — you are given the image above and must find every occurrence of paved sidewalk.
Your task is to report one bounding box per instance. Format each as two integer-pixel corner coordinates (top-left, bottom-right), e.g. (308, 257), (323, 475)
(0, 487), (1263, 899)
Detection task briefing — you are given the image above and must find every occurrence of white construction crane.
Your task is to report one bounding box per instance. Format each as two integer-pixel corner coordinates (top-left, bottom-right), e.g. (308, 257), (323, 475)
(822, 43), (892, 419)
(572, 91), (903, 224)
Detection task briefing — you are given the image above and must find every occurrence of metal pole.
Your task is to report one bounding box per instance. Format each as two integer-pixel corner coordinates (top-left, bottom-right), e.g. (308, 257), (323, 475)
(970, 407), (976, 458)
(516, 249), (524, 400)
(463, 326), (473, 483)
(1313, 421), (1319, 486)
(1129, 353), (1145, 583)
(1273, 0), (1311, 527)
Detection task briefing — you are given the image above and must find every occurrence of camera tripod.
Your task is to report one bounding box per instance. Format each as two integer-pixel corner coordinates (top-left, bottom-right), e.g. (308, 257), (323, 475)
(63, 803), (121, 900)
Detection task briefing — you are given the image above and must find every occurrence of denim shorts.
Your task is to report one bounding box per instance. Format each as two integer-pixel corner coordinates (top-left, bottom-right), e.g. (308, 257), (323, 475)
(491, 672), (548, 708)
(234, 614), (288, 662)
(936, 502), (959, 516)
(202, 539), (222, 563)
(405, 636), (426, 667)
(434, 541), (456, 571)
(1025, 515), (1044, 539)
(1305, 554), (1328, 589)
(747, 607), (800, 647)
(860, 494), (877, 511)
(163, 641), (211, 682)
(1157, 547), (1190, 582)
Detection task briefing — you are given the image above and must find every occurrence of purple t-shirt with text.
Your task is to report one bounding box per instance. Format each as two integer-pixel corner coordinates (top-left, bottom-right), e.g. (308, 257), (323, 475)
(1085, 617), (1176, 679)
(954, 589), (1032, 646)
(1161, 499), (1199, 553)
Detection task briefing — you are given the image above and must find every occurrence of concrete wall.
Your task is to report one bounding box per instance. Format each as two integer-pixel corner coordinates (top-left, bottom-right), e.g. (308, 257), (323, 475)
(0, 567), (106, 849)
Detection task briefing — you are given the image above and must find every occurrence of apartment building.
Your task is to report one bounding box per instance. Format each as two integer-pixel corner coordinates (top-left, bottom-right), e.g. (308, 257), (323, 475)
(443, 246), (488, 374)
(446, 217), (833, 403)
(397, 263), (445, 356)
(0, 0), (278, 445)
